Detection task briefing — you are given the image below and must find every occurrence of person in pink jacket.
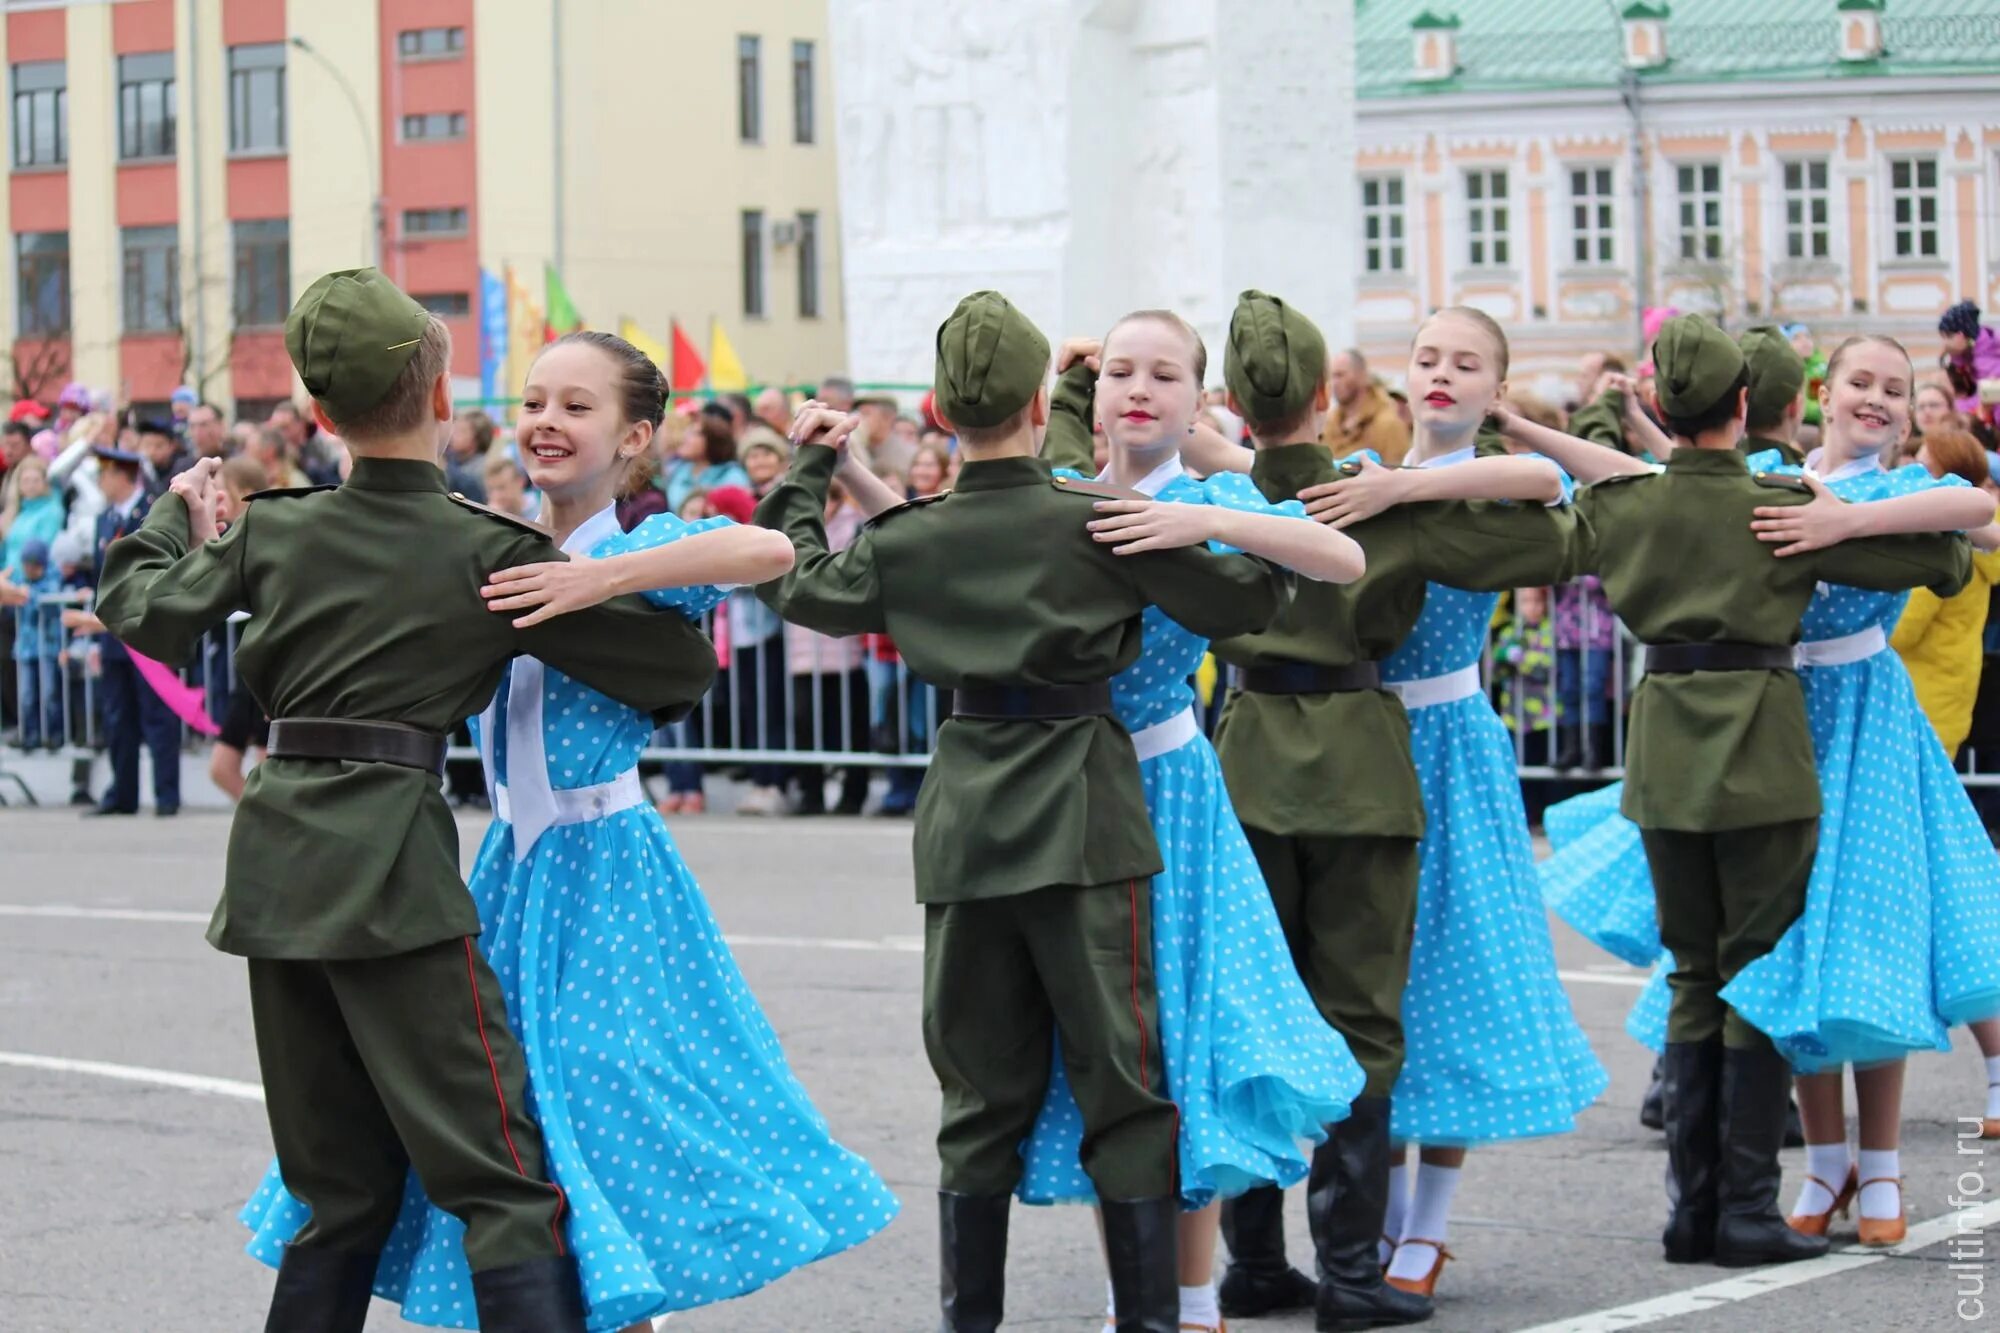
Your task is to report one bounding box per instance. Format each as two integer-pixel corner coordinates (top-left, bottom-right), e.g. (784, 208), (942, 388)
(1940, 301), (2000, 420)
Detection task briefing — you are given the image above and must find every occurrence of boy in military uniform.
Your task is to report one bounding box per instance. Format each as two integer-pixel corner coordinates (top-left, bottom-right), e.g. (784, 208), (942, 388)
(1564, 316), (1969, 1268)
(1738, 325), (1810, 467)
(756, 291), (1289, 1333)
(1204, 292), (1574, 1332)
(97, 269), (717, 1333)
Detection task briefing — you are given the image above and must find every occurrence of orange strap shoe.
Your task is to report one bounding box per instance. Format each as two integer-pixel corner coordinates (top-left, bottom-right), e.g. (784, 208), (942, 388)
(1856, 1177), (1906, 1248)
(1787, 1166), (1857, 1237)
(1383, 1239), (1452, 1298)
(1981, 1083), (2000, 1141)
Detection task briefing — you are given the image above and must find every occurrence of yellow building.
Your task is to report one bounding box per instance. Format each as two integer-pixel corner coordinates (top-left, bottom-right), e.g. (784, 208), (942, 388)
(2, 0), (841, 413)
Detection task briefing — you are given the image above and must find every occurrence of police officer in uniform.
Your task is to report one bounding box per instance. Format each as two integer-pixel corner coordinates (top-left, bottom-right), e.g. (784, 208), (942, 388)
(97, 268), (718, 1333)
(89, 442), (181, 815)
(756, 291), (1290, 1333)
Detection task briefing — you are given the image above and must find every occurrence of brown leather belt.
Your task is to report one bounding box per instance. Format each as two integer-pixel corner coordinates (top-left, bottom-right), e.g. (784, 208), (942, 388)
(1644, 642), (1796, 675)
(950, 682), (1115, 720)
(267, 718), (449, 775)
(1231, 660), (1382, 694)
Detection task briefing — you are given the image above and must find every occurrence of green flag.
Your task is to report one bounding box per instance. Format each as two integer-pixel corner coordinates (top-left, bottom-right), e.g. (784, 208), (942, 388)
(545, 264), (582, 338)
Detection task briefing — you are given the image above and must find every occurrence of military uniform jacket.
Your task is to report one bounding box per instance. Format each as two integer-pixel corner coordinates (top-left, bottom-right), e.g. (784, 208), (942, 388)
(755, 443), (1289, 904)
(1208, 442), (1575, 840)
(1569, 446), (1970, 832)
(1740, 433), (1807, 467)
(96, 457), (718, 959)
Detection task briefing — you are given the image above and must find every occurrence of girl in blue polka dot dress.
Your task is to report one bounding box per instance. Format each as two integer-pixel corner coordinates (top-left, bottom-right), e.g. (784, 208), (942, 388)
(242, 333), (900, 1332)
(1540, 334), (2000, 1250)
(1299, 309), (1608, 1300)
(1002, 311), (1369, 1333)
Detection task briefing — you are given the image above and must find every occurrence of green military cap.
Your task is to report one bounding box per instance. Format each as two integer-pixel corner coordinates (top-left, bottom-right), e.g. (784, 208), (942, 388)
(1652, 314), (1745, 420)
(1223, 290), (1327, 425)
(932, 291), (1050, 430)
(285, 268), (431, 423)
(1738, 325), (1806, 424)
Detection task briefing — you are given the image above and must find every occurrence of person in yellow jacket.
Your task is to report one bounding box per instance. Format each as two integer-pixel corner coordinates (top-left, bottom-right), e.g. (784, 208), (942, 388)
(1894, 427), (2000, 753)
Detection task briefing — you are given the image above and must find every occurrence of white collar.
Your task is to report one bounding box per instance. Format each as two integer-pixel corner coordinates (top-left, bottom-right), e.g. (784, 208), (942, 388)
(1096, 454), (1185, 497)
(559, 503), (624, 556)
(1802, 448), (1885, 485)
(114, 490), (143, 519)
(1411, 445), (1476, 470)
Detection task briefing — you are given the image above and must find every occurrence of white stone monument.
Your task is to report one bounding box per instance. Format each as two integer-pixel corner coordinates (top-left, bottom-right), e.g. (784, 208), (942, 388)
(831, 0), (1357, 389)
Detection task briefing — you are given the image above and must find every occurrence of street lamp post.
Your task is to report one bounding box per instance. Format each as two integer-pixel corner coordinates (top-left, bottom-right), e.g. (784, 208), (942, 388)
(288, 36), (384, 270)
(1603, 3), (1652, 359)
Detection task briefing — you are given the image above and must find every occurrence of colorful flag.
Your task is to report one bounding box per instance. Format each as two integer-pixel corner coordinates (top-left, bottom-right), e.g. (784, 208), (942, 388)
(505, 266), (545, 397)
(709, 318), (748, 391)
(546, 264), (582, 339)
(479, 268), (508, 402)
(669, 320), (706, 392)
(619, 318), (670, 374)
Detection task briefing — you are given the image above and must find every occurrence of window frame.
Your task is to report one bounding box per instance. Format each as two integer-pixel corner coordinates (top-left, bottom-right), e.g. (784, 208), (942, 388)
(1567, 163), (1618, 268)
(792, 39), (814, 145)
(401, 206), (470, 239)
(121, 224), (180, 334)
(741, 208), (766, 318)
(414, 291), (472, 318)
(227, 42), (287, 157)
(116, 51), (177, 163)
(738, 35), (762, 144)
(15, 230), (70, 337)
(1780, 158), (1832, 263)
(400, 111), (468, 143)
(1359, 174), (1407, 275)
(231, 218), (290, 329)
(10, 60), (67, 170)
(1887, 155), (1942, 262)
(797, 210), (820, 318)
(1463, 168), (1511, 270)
(1674, 161), (1725, 264)
(397, 27), (466, 62)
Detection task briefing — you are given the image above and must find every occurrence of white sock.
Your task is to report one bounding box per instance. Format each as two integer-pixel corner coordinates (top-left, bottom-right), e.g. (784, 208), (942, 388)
(1104, 1277), (1117, 1326)
(1858, 1149), (1902, 1220)
(1387, 1162), (1461, 1282)
(1381, 1161), (1410, 1267)
(1179, 1282), (1221, 1329)
(1793, 1142), (1854, 1214)
(1985, 1055), (2000, 1118)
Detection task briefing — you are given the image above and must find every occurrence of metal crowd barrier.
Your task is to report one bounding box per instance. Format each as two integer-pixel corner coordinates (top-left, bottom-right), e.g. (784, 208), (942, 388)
(10, 584), (2000, 803)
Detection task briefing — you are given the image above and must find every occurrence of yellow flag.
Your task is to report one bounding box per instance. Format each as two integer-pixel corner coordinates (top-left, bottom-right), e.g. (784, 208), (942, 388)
(709, 318), (749, 391)
(619, 318), (671, 373)
(505, 267), (545, 397)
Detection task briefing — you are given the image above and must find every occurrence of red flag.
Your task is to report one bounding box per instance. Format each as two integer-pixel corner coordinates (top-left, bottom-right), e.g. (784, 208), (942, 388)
(669, 320), (707, 392)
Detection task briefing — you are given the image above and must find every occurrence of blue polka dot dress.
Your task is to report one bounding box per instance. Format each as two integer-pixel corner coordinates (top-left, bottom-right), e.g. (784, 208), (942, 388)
(1541, 453), (2000, 1071)
(1017, 462), (1365, 1209)
(1381, 451), (1606, 1146)
(240, 512), (900, 1331)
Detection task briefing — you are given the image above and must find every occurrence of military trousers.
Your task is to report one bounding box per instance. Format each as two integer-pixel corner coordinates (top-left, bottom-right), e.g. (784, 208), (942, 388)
(922, 881), (1176, 1200)
(1243, 829), (1421, 1099)
(1639, 819), (1818, 1051)
(246, 936), (569, 1272)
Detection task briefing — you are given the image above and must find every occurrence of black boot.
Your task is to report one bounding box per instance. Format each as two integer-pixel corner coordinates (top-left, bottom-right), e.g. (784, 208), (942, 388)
(1219, 1185), (1317, 1316)
(262, 1245), (378, 1333)
(1714, 1045), (1831, 1267)
(1585, 723), (1617, 771)
(470, 1256), (587, 1333)
(938, 1191), (1010, 1333)
(1102, 1196), (1179, 1333)
(1661, 1039), (1724, 1263)
(1551, 724), (1582, 771)
(1639, 1055), (1667, 1131)
(1308, 1097), (1433, 1331)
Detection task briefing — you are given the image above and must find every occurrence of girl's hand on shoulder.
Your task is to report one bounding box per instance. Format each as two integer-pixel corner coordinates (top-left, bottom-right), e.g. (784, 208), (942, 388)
(1750, 473), (1854, 557)
(1086, 499), (1217, 554)
(483, 555), (617, 629)
(1056, 338), (1103, 374)
(1297, 456), (1409, 528)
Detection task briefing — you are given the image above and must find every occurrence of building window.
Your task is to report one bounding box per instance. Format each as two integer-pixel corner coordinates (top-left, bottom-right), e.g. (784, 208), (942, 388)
(15, 231), (69, 336)
(233, 219), (289, 328)
(792, 40), (814, 144)
(121, 225), (179, 332)
(117, 52), (176, 161)
(401, 112), (467, 142)
(741, 209), (765, 317)
(738, 35), (761, 143)
(1464, 169), (1510, 268)
(402, 207), (469, 238)
(228, 43), (286, 155)
(10, 61), (66, 169)
(398, 27), (465, 60)
(1675, 162), (1724, 262)
(414, 292), (471, 318)
(1889, 157), (1940, 260)
(797, 211), (820, 318)
(1569, 166), (1616, 265)
(1779, 160), (1830, 261)
(1360, 176), (1406, 274)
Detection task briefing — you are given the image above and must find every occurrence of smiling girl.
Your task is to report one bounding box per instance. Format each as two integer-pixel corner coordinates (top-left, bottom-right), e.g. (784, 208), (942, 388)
(242, 332), (898, 1332)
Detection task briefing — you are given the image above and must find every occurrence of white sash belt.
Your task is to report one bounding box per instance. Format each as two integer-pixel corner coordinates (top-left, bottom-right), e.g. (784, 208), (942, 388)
(1385, 664), (1483, 711)
(1130, 707), (1200, 761)
(1795, 626), (1888, 669)
(495, 767), (647, 833)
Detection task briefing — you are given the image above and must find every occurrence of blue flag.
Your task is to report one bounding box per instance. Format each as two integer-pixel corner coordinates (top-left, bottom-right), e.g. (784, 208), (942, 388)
(479, 268), (509, 402)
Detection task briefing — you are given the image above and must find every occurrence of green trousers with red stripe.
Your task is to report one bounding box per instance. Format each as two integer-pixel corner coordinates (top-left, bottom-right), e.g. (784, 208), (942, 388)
(247, 936), (569, 1271)
(922, 881), (1177, 1200)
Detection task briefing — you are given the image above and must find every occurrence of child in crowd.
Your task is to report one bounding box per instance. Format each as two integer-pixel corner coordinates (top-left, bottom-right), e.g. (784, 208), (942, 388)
(10, 539), (63, 749)
(483, 449), (537, 521)
(1494, 586), (1557, 739)
(785, 478), (872, 815)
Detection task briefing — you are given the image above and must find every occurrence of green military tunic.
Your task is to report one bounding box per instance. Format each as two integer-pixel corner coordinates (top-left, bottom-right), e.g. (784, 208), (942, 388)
(1567, 384), (1633, 456)
(1569, 446), (1969, 1045)
(1205, 440), (1574, 1093)
(756, 439), (1287, 1198)
(96, 456), (718, 1273)
(1739, 432), (1806, 467)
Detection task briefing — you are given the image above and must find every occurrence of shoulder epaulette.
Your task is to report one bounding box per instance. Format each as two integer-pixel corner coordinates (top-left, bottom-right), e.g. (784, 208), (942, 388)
(447, 490), (553, 536)
(1053, 475), (1149, 501)
(243, 484), (337, 503)
(1587, 469), (1658, 488)
(1752, 471), (1811, 494)
(865, 491), (950, 527)
(1334, 459), (1367, 478)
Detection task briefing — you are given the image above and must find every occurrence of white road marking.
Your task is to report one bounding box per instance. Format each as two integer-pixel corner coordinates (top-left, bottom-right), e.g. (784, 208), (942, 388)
(1512, 1205), (1997, 1332)
(0, 903), (210, 924)
(0, 1050), (264, 1101)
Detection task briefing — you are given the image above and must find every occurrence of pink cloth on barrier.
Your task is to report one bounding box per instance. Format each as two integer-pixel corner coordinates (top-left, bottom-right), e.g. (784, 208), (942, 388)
(130, 649), (220, 737)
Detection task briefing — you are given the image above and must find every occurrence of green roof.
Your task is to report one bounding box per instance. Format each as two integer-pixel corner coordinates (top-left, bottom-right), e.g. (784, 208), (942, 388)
(1410, 8), (1463, 29)
(1355, 0), (2000, 95)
